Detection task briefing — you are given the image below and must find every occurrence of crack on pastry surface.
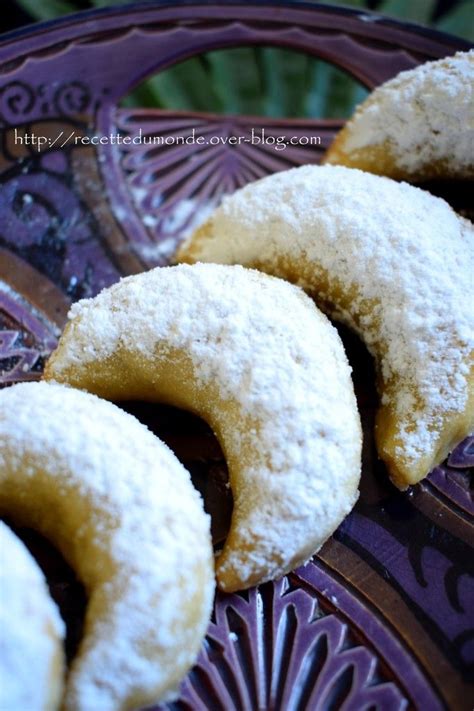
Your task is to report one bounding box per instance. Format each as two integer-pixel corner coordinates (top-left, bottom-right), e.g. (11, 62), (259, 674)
(44, 263), (362, 593)
(178, 165), (474, 490)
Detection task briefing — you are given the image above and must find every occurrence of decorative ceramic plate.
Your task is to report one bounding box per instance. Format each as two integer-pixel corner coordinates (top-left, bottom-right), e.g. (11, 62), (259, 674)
(0, 2), (473, 709)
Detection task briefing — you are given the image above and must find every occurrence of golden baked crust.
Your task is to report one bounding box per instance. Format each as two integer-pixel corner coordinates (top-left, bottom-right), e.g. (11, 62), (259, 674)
(323, 50), (474, 181)
(178, 165), (474, 489)
(0, 382), (214, 711)
(45, 264), (362, 592)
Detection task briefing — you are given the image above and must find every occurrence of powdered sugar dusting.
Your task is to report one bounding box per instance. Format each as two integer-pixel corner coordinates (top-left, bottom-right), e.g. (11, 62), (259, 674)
(48, 264), (361, 590)
(181, 166), (474, 474)
(339, 50), (474, 175)
(0, 382), (214, 710)
(0, 521), (65, 711)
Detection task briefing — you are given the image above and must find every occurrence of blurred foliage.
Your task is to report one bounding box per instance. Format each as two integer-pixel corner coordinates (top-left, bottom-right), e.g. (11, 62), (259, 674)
(15, 0), (473, 118)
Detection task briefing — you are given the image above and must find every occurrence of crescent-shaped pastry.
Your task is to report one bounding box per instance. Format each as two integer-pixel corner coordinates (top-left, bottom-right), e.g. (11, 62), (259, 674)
(0, 381), (214, 711)
(323, 50), (474, 181)
(177, 165), (474, 490)
(44, 264), (362, 593)
(0, 521), (65, 711)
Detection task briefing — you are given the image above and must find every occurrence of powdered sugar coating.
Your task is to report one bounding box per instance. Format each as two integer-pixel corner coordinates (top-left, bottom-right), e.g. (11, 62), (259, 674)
(0, 521), (65, 711)
(0, 381), (214, 711)
(179, 166), (474, 486)
(46, 264), (361, 591)
(327, 50), (474, 177)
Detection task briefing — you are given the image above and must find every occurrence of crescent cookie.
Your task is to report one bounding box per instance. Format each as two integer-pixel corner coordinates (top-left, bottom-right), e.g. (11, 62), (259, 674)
(44, 263), (362, 593)
(323, 50), (474, 181)
(0, 521), (65, 711)
(178, 165), (474, 490)
(0, 382), (214, 711)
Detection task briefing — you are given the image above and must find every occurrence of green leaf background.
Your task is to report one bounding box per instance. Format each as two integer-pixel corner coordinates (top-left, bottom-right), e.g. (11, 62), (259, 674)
(15, 0), (473, 118)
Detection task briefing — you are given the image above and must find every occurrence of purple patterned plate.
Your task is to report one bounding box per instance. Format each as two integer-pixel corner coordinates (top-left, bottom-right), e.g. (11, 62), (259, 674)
(0, 3), (473, 709)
